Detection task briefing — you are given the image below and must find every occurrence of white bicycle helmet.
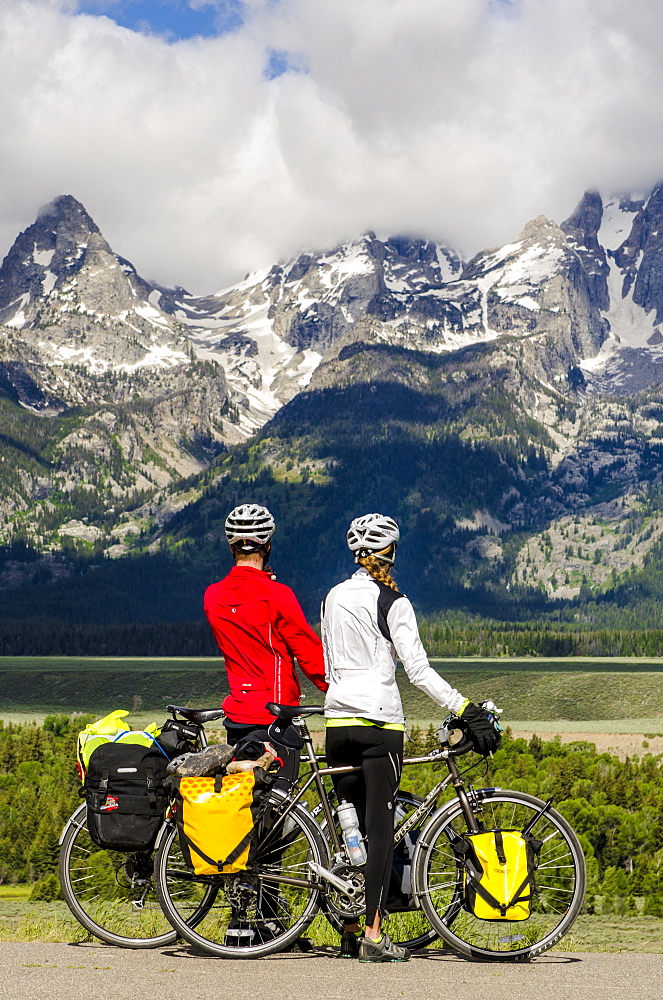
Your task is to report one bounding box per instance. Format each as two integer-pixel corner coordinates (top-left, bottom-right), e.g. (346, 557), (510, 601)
(225, 504), (275, 550)
(347, 513), (400, 564)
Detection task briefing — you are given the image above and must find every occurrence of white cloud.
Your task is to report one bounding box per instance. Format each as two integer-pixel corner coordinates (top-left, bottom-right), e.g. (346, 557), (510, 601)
(1, 0), (663, 293)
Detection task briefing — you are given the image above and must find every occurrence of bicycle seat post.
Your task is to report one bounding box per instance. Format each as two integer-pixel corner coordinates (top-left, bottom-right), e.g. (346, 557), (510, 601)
(294, 716), (317, 765)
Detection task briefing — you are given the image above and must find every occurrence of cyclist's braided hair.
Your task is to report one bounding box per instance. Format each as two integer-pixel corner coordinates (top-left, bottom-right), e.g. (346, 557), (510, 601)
(357, 548), (399, 592)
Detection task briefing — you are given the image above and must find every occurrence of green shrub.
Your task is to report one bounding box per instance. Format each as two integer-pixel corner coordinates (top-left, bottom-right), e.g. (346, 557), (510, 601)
(29, 874), (62, 902)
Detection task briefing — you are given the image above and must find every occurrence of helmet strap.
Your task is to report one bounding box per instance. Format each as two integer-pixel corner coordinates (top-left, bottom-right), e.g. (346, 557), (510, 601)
(358, 543), (396, 565)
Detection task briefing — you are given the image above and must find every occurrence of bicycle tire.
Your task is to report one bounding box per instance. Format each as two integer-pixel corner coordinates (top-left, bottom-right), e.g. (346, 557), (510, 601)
(154, 795), (329, 958)
(320, 790), (439, 951)
(412, 789), (586, 962)
(388, 789), (440, 950)
(58, 804), (179, 948)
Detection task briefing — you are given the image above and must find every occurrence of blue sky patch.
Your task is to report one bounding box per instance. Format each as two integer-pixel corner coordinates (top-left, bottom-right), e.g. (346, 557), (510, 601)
(76, 1), (245, 41)
(264, 48), (304, 80)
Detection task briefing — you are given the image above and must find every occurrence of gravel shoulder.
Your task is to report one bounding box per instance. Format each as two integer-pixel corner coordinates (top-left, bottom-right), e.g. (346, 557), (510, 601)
(0, 942), (662, 1000)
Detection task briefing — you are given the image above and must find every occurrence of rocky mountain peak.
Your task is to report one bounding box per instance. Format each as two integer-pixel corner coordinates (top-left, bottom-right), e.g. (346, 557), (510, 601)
(571, 186), (663, 394)
(562, 191), (604, 239)
(633, 183), (663, 323)
(38, 194), (101, 241)
(561, 192), (610, 311)
(0, 195), (206, 418)
(521, 215), (560, 238)
(0, 193), (156, 327)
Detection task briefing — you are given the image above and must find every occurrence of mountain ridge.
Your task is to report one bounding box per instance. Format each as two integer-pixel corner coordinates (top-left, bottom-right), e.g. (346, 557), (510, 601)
(4, 187), (663, 622)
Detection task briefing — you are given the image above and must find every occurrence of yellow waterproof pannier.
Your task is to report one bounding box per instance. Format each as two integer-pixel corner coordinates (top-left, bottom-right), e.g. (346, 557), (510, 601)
(462, 830), (541, 921)
(175, 769), (269, 876)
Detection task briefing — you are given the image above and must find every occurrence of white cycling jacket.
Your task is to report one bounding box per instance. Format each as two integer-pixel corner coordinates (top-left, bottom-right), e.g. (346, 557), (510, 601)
(321, 568), (466, 724)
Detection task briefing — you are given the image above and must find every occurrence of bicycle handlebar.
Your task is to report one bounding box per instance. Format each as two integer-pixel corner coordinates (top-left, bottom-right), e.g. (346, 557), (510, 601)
(447, 734), (476, 756)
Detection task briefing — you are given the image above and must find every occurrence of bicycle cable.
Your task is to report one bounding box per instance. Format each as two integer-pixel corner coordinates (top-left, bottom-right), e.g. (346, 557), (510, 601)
(456, 754), (490, 782)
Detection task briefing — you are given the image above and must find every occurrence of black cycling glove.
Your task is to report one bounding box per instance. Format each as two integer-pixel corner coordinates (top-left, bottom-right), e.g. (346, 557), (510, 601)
(460, 702), (502, 756)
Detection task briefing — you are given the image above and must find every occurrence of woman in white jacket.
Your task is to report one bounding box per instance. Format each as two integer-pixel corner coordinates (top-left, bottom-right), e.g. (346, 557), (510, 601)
(321, 513), (500, 963)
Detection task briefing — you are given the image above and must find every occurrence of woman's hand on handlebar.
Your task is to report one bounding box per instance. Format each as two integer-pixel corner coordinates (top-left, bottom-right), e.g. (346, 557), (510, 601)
(436, 715), (480, 757)
(447, 732), (476, 756)
(459, 701), (502, 756)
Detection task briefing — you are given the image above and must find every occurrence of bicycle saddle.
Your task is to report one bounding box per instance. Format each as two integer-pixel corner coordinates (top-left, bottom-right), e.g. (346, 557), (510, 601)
(166, 704), (226, 724)
(265, 703), (325, 720)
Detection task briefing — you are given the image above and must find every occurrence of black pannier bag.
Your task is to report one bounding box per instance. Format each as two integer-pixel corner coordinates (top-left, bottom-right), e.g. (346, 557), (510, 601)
(156, 718), (202, 759)
(84, 741), (171, 851)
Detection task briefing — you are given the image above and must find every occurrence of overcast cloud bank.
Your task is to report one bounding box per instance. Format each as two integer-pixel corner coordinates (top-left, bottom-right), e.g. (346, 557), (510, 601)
(1, 0), (663, 292)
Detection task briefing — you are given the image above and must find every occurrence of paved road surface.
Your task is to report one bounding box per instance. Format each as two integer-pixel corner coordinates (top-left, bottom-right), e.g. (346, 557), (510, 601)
(0, 943), (661, 1000)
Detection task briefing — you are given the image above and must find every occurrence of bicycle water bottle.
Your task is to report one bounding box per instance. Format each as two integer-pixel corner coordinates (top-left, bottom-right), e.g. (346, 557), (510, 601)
(337, 800), (367, 865)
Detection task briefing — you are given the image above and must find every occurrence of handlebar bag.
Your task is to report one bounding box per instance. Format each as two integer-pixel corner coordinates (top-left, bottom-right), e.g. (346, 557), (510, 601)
(175, 768), (271, 876)
(83, 741), (171, 851)
(461, 830), (542, 921)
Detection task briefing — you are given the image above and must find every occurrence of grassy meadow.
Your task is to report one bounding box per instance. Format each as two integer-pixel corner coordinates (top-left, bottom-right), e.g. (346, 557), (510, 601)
(0, 871), (662, 954)
(1, 656), (663, 954)
(1, 898), (662, 953)
(1, 655), (663, 733)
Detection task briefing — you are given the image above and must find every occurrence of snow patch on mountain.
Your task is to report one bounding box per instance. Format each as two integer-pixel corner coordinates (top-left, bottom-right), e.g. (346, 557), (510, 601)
(578, 194), (663, 392)
(5, 293), (30, 329)
(598, 198), (639, 252)
(317, 244), (374, 286)
(33, 246), (54, 267)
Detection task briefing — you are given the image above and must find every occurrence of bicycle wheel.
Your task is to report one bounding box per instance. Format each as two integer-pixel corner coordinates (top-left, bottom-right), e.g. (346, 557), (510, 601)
(59, 804), (178, 948)
(387, 790), (439, 950)
(412, 790), (586, 961)
(320, 790), (439, 951)
(154, 796), (328, 958)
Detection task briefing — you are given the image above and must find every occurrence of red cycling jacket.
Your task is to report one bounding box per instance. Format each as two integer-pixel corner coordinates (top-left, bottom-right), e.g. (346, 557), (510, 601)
(204, 564), (327, 725)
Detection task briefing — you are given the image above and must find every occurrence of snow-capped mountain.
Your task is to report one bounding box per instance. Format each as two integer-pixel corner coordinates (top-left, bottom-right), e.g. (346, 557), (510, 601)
(164, 234), (465, 433)
(0, 196), (193, 389)
(562, 188), (663, 392)
(7, 188), (663, 610)
(167, 186), (663, 415)
(171, 217), (606, 405)
(5, 187), (663, 440)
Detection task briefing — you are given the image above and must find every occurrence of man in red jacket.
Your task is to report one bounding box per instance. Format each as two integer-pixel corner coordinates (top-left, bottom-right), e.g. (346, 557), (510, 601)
(204, 503), (327, 787)
(204, 503), (327, 949)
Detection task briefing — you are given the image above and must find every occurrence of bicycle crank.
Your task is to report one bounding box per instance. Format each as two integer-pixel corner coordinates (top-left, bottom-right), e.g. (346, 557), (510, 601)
(309, 861), (366, 919)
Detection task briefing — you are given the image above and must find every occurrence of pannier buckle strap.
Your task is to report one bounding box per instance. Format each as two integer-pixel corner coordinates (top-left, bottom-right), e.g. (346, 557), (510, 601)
(145, 767), (156, 805)
(494, 830), (507, 865)
(178, 829), (254, 872)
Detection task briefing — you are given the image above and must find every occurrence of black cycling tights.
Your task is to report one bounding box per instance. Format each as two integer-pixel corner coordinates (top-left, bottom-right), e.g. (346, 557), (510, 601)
(325, 726), (403, 927)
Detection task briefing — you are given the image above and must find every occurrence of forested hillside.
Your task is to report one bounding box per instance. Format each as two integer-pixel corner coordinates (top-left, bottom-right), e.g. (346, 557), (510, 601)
(1, 716), (662, 918)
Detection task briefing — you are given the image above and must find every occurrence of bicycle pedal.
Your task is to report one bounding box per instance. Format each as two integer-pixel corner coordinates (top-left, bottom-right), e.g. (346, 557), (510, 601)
(224, 927), (255, 944)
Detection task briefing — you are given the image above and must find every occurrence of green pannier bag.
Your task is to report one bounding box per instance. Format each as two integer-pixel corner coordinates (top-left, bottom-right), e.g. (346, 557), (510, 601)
(77, 710), (162, 776)
(462, 830), (541, 921)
